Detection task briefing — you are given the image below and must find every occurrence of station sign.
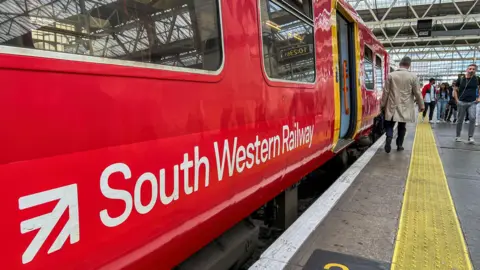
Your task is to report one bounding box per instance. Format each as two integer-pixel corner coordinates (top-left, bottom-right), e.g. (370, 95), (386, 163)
(417, 19), (432, 37)
(418, 30), (431, 37)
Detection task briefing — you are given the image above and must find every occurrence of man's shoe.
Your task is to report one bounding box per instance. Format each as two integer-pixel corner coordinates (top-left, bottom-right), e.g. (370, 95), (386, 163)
(385, 137), (392, 153)
(468, 137), (475, 144)
(455, 137), (462, 142)
(397, 146), (405, 151)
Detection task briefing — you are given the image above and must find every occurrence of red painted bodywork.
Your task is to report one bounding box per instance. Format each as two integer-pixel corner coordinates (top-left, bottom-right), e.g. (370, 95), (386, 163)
(0, 0), (387, 269)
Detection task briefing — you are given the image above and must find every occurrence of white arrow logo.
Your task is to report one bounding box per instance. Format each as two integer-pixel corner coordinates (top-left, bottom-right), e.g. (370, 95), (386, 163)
(19, 184), (80, 264)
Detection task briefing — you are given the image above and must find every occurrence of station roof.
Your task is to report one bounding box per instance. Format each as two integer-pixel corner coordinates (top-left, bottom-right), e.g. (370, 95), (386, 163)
(348, 0), (480, 83)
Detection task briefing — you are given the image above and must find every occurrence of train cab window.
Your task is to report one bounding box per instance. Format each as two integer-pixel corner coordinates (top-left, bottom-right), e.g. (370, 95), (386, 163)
(259, 0), (316, 83)
(0, 0), (223, 71)
(363, 46), (374, 90)
(375, 55), (383, 91)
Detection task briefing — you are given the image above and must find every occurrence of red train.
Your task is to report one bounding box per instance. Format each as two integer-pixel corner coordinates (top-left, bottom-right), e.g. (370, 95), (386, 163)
(0, 0), (387, 269)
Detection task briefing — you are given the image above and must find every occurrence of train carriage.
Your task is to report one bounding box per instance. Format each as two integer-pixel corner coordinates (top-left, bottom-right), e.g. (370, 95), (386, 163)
(0, 0), (387, 269)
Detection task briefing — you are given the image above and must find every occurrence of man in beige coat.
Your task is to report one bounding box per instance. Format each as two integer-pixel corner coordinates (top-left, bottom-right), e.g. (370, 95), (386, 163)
(381, 56), (425, 153)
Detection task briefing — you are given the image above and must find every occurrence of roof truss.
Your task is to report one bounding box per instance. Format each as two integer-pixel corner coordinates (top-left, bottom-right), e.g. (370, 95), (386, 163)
(348, 0), (480, 81)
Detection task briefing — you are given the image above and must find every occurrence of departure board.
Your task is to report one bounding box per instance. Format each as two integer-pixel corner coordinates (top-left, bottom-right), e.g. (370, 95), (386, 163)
(278, 44), (312, 62)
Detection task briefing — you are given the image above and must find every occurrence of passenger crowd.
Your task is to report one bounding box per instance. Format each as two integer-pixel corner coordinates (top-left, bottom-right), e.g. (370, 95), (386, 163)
(420, 76), (480, 126)
(381, 57), (479, 153)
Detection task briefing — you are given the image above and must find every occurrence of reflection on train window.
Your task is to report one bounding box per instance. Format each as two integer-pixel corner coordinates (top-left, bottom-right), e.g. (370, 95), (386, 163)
(283, 0), (314, 19)
(259, 0), (315, 83)
(364, 46), (374, 90)
(0, 0), (223, 71)
(375, 55), (383, 91)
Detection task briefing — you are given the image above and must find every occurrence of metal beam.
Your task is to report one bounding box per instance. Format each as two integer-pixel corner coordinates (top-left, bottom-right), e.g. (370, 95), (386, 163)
(365, 14), (480, 27)
(380, 0), (398, 21)
(351, 0), (480, 72)
(406, 0), (420, 19)
(387, 44), (480, 50)
(421, 0), (436, 18)
(92, 7), (189, 37)
(432, 29), (480, 36)
(379, 35), (480, 44)
(414, 74), (467, 78)
(392, 57), (477, 62)
(389, 49), (475, 54)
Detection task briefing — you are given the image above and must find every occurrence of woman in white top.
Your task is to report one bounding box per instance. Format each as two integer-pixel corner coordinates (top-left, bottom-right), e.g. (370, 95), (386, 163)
(421, 78), (436, 123)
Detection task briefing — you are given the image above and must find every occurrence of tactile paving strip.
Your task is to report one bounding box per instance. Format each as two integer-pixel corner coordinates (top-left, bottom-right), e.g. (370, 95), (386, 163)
(391, 122), (473, 270)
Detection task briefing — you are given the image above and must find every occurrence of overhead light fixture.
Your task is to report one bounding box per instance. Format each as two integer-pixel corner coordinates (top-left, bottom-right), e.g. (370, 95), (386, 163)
(266, 20), (281, 31)
(293, 33), (304, 41)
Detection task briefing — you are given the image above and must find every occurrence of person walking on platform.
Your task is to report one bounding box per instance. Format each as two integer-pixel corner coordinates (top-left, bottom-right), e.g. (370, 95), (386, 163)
(436, 83), (449, 122)
(381, 57), (424, 153)
(421, 78), (436, 123)
(454, 64), (480, 143)
(476, 84), (480, 127)
(445, 81), (458, 123)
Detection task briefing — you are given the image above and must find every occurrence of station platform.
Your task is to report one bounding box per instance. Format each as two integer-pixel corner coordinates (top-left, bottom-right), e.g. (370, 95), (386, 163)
(250, 120), (480, 270)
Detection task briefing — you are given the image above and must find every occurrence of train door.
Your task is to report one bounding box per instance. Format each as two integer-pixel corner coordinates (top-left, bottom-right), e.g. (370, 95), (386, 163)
(336, 13), (356, 139)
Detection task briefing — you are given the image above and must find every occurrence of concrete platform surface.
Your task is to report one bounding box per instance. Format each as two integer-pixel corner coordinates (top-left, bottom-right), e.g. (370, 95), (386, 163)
(434, 122), (480, 269)
(287, 123), (415, 269)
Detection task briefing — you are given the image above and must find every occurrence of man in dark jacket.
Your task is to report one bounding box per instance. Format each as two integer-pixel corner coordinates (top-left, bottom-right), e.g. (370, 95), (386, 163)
(454, 64), (480, 143)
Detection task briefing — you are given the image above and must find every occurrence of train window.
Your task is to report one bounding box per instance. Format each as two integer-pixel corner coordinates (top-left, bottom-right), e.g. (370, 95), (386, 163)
(281, 0), (314, 19)
(375, 55), (383, 91)
(0, 0), (223, 71)
(363, 46), (374, 90)
(259, 0), (315, 83)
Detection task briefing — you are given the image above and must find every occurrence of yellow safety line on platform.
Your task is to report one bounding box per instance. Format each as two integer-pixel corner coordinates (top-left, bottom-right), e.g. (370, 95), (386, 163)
(391, 121), (473, 270)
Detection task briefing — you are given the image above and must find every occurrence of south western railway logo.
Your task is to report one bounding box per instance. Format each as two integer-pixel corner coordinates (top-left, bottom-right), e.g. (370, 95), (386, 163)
(18, 122), (315, 264)
(18, 184), (80, 264)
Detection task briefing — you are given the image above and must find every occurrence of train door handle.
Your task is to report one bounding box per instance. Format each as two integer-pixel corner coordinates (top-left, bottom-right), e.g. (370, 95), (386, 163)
(343, 60), (350, 115)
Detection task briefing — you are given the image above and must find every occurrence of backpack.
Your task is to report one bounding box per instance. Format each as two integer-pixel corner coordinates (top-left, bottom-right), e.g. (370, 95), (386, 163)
(373, 112), (385, 138)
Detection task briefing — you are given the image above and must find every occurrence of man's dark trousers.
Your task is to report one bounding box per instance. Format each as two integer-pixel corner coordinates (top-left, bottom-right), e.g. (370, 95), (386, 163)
(385, 118), (407, 147)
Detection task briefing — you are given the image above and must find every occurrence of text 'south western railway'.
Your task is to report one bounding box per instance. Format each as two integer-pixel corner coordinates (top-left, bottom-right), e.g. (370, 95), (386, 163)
(100, 122), (314, 226)
(19, 122), (314, 264)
